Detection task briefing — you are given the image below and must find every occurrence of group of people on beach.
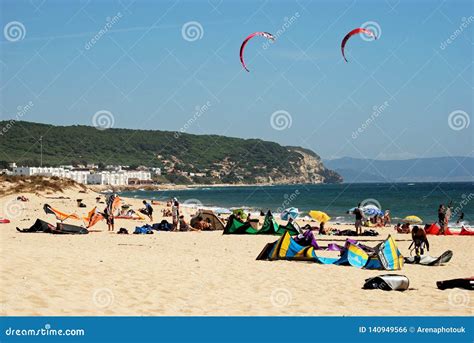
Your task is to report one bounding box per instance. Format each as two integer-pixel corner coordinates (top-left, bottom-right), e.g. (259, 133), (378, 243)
(101, 195), (466, 238)
(104, 199), (154, 231)
(437, 203), (465, 233)
(352, 203), (391, 235)
(105, 196), (217, 232)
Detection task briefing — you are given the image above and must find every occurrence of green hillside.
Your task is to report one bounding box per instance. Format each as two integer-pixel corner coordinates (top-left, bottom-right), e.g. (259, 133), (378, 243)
(0, 121), (342, 184)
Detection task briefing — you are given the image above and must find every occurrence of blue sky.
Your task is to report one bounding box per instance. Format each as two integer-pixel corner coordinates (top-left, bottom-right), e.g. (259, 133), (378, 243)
(0, 0), (472, 160)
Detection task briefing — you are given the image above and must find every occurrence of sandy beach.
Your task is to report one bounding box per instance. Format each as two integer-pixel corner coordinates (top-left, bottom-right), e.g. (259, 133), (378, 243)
(0, 186), (472, 316)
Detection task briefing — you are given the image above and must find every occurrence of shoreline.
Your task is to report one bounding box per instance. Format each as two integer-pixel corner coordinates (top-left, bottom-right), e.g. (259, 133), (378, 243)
(90, 182), (314, 192)
(92, 180), (474, 193)
(1, 177), (471, 226)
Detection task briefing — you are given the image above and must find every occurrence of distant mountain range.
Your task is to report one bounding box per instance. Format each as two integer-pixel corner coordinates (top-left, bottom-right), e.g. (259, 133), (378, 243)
(323, 157), (474, 183)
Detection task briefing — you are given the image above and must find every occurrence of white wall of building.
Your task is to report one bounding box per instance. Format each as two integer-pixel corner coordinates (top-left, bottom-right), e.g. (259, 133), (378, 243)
(13, 167), (90, 184)
(87, 171), (151, 185)
(13, 167), (151, 186)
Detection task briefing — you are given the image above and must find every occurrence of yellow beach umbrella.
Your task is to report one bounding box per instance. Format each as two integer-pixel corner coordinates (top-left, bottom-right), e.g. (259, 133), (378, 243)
(309, 210), (331, 223)
(403, 215), (423, 224)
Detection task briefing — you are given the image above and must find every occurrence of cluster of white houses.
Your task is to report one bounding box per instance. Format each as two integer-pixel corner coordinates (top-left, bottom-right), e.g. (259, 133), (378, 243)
(12, 166), (155, 186)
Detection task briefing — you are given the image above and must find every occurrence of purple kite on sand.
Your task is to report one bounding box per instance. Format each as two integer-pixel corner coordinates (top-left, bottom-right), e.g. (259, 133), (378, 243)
(294, 230), (342, 251)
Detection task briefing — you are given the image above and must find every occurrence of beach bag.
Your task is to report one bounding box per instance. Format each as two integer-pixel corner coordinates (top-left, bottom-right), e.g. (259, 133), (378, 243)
(363, 274), (409, 291)
(153, 220), (172, 231)
(117, 228), (129, 234)
(133, 225), (153, 234)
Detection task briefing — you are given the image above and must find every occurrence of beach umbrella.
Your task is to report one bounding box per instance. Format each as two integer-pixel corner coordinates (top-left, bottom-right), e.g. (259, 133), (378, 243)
(309, 210), (331, 223)
(403, 215), (423, 224)
(347, 206), (382, 217)
(362, 204), (383, 217)
(363, 207), (383, 217)
(280, 207), (299, 221)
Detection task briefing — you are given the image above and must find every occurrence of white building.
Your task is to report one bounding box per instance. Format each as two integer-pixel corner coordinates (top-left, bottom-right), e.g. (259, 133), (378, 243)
(13, 167), (152, 186)
(87, 172), (128, 186)
(87, 170), (151, 185)
(126, 170), (152, 180)
(13, 167), (90, 184)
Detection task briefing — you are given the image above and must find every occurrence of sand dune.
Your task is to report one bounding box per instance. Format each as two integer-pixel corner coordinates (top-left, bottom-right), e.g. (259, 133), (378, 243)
(0, 189), (472, 316)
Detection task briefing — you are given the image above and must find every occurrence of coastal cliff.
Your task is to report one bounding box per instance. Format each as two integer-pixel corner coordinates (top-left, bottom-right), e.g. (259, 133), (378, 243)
(0, 121), (342, 185)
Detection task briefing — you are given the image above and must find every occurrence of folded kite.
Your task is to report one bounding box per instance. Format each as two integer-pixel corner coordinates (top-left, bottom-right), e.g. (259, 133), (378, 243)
(404, 250), (453, 266)
(437, 277), (473, 290)
(43, 204), (80, 222)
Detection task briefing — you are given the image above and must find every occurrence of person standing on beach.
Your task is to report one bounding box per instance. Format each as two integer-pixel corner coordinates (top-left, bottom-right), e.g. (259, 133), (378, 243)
(456, 212), (464, 224)
(444, 203), (452, 232)
(438, 204), (446, 234)
(354, 203), (364, 235)
(383, 210), (391, 226)
(172, 199), (179, 231)
(103, 208), (114, 232)
(142, 200), (154, 222)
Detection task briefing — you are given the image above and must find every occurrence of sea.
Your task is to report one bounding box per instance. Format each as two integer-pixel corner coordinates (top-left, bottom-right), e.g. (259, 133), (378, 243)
(119, 182), (473, 225)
